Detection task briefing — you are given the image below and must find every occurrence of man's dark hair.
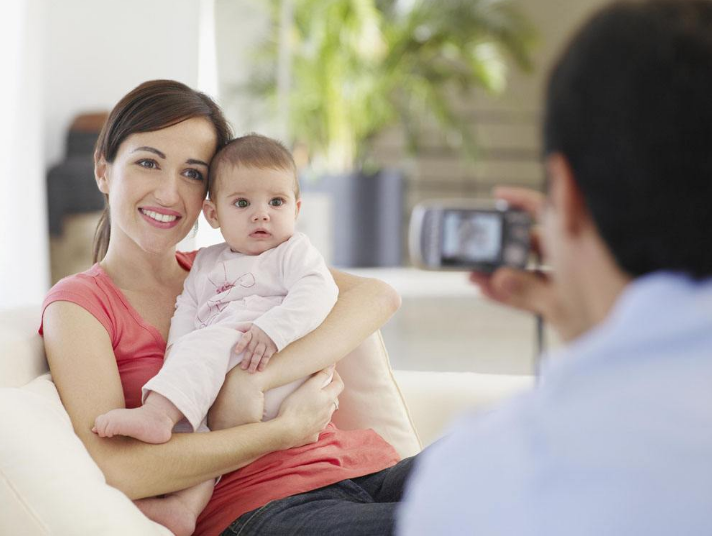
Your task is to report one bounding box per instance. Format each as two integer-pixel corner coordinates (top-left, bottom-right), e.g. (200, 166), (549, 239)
(544, 0), (712, 278)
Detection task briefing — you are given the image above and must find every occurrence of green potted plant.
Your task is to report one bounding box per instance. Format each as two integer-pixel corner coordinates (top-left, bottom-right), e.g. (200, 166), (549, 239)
(235, 0), (536, 266)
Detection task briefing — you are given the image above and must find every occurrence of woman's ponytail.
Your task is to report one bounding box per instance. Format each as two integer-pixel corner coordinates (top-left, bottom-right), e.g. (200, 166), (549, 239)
(92, 200), (111, 263)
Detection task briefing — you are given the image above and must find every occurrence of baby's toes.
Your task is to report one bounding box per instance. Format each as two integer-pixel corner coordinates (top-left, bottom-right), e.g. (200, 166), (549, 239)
(94, 415), (112, 437)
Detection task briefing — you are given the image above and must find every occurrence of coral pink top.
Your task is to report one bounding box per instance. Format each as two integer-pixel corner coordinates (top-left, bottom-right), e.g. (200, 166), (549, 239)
(39, 252), (400, 536)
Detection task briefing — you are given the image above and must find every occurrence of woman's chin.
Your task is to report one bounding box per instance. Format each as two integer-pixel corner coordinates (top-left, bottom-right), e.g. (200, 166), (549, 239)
(137, 232), (189, 255)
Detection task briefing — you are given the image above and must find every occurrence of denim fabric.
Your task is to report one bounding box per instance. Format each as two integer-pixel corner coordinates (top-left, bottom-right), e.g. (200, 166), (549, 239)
(220, 456), (416, 536)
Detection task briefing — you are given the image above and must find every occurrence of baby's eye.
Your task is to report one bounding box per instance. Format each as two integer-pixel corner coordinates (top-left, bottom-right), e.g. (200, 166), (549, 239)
(269, 198), (285, 207)
(137, 159), (158, 169)
(183, 168), (204, 181)
(235, 199), (250, 208)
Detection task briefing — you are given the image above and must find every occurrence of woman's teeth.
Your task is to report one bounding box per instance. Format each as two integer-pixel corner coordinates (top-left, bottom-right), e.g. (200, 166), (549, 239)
(141, 209), (178, 223)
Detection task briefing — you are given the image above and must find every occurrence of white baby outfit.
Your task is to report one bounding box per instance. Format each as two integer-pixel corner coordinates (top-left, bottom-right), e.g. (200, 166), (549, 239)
(142, 232), (338, 432)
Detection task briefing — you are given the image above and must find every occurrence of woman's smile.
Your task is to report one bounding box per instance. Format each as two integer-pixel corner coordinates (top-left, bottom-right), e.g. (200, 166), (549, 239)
(139, 206), (182, 229)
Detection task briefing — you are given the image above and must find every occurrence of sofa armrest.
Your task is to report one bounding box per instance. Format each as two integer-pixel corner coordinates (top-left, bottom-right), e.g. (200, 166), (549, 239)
(0, 306), (47, 388)
(393, 370), (534, 447)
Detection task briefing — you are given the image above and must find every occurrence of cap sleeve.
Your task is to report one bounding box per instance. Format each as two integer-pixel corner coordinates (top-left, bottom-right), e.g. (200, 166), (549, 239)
(38, 271), (116, 345)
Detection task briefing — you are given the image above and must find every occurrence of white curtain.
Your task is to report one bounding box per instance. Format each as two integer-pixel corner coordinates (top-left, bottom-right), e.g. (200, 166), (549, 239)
(0, 0), (49, 310)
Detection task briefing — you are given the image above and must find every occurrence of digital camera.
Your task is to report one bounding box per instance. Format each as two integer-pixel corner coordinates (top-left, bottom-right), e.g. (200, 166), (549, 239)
(409, 199), (532, 272)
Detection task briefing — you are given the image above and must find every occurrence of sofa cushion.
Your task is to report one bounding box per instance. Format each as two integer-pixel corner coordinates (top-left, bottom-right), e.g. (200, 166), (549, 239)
(393, 370), (534, 446)
(333, 331), (422, 457)
(0, 374), (171, 536)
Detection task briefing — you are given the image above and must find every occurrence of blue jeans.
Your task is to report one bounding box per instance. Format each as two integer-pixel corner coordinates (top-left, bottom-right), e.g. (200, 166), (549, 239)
(220, 456), (416, 536)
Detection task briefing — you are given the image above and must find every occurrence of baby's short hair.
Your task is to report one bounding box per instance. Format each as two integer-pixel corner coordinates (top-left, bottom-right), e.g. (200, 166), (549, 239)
(208, 133), (299, 199)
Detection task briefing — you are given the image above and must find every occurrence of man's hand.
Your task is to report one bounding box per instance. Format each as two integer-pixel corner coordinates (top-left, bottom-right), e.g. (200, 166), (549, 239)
(469, 187), (574, 341)
(233, 324), (278, 373)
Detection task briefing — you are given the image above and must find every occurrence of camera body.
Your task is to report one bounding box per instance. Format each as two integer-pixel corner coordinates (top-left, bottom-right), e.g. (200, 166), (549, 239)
(409, 199), (532, 272)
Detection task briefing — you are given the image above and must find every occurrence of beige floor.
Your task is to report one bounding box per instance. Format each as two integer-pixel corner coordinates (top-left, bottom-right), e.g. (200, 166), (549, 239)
(52, 215), (554, 375)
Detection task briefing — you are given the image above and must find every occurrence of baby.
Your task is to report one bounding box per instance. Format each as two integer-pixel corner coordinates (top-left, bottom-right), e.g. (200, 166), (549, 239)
(93, 133), (339, 535)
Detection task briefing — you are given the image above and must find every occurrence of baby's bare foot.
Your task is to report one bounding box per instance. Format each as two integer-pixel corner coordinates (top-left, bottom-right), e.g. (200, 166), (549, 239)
(93, 404), (174, 444)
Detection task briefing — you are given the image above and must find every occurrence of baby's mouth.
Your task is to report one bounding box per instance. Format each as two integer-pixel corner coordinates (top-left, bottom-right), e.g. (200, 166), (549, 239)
(250, 229), (271, 238)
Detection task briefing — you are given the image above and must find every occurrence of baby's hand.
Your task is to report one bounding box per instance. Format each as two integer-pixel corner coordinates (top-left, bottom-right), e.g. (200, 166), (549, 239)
(234, 324), (277, 373)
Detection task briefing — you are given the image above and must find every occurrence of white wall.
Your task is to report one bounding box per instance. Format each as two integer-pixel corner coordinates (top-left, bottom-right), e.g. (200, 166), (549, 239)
(44, 0), (203, 167)
(0, 0), (49, 311)
(0, 0), (208, 310)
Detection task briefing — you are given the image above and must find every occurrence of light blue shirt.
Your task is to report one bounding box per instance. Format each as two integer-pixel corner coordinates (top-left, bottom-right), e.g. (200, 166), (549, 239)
(398, 273), (712, 535)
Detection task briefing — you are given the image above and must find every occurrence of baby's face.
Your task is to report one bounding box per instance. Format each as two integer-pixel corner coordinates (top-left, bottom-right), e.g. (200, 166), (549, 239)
(204, 166), (300, 255)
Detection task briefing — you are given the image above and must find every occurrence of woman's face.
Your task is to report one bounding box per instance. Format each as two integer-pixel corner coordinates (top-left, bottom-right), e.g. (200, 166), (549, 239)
(96, 117), (218, 256)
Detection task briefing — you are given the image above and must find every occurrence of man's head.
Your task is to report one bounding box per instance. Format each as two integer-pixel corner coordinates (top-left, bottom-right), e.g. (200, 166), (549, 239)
(543, 0), (712, 280)
(203, 134), (301, 255)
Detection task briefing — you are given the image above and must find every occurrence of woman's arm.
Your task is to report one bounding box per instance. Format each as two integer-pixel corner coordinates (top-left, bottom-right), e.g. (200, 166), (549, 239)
(43, 301), (340, 500)
(209, 270), (400, 429)
(262, 269), (400, 388)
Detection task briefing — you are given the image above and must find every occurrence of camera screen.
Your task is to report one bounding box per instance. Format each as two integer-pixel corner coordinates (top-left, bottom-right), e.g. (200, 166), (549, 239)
(441, 210), (503, 264)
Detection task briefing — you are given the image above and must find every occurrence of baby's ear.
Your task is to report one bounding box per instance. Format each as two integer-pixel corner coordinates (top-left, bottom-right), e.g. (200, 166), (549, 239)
(295, 198), (302, 219)
(203, 199), (221, 229)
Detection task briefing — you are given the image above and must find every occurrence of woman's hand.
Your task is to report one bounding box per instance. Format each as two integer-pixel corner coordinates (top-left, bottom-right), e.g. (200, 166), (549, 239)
(469, 187), (569, 337)
(275, 367), (343, 449)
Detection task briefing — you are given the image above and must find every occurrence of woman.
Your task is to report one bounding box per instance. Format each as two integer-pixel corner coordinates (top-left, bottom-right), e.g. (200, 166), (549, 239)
(41, 80), (415, 536)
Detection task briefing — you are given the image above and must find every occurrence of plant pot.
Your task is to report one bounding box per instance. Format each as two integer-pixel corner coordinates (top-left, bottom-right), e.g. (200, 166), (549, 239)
(302, 168), (405, 267)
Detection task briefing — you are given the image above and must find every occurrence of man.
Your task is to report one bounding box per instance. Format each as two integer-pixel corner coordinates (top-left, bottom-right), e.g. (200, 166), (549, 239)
(397, 1), (712, 534)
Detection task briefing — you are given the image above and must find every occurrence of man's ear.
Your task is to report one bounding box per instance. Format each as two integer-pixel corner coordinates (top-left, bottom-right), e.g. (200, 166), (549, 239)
(295, 198), (302, 219)
(95, 152), (109, 194)
(203, 199), (221, 229)
(546, 153), (590, 237)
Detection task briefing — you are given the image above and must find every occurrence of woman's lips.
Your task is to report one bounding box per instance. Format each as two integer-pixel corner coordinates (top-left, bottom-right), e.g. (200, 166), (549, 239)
(139, 208), (181, 229)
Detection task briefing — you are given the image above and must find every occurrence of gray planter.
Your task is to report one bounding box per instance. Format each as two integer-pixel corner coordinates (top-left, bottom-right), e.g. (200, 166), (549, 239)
(303, 168), (405, 267)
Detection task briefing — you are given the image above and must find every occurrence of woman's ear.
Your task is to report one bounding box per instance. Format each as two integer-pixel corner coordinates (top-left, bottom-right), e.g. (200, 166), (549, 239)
(95, 152), (109, 194)
(203, 199), (221, 229)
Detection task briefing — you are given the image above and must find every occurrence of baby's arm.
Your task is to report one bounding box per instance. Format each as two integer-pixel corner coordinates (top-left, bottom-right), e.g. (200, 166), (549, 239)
(209, 270), (398, 430)
(166, 255), (203, 348)
(236, 234), (339, 373)
(235, 324), (279, 372)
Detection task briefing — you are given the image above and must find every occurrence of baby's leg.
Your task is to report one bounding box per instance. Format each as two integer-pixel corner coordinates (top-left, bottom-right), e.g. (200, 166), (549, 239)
(135, 479), (215, 536)
(144, 326), (244, 431)
(262, 369), (332, 421)
(93, 392), (183, 444)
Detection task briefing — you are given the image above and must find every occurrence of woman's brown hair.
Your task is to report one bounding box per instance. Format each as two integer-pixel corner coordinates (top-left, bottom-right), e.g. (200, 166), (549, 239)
(92, 80), (233, 262)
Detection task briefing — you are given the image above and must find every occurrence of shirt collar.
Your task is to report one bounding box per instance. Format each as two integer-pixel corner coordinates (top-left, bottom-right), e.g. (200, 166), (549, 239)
(537, 271), (712, 385)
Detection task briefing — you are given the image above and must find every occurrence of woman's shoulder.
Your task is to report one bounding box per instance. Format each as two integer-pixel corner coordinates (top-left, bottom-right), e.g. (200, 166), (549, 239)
(176, 250), (200, 270)
(45, 264), (107, 301)
(40, 264), (116, 337)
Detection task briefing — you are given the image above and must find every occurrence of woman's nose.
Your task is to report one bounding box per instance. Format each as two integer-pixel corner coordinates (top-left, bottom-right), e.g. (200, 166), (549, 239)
(154, 175), (181, 205)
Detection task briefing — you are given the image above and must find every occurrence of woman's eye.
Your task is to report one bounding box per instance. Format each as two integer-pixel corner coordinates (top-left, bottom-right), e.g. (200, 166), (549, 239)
(235, 199), (249, 208)
(183, 169), (204, 181)
(269, 198), (285, 207)
(137, 159), (158, 169)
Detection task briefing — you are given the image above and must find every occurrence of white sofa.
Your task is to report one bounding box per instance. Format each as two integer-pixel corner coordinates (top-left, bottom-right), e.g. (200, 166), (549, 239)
(0, 305), (533, 535)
